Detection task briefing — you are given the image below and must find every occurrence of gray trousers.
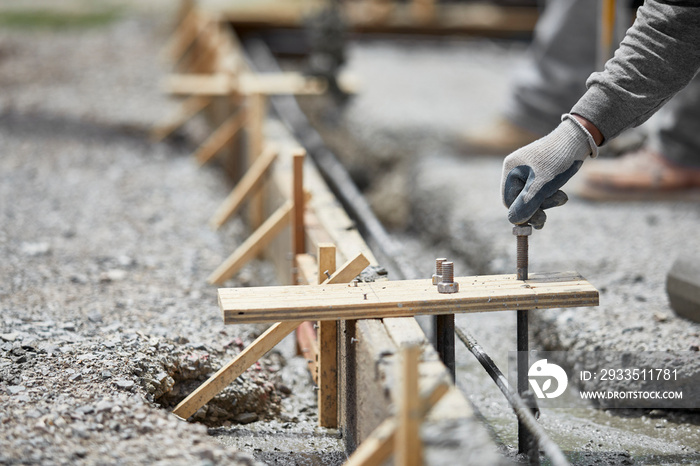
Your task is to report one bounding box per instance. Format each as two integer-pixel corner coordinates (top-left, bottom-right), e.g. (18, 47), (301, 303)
(505, 0), (700, 167)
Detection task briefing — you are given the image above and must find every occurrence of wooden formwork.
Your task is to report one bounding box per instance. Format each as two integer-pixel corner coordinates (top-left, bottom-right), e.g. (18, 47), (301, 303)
(156, 4), (595, 464)
(195, 0), (539, 37)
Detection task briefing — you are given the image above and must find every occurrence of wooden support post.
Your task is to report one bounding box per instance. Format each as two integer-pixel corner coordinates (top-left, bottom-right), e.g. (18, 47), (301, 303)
(345, 379), (450, 466)
(209, 144), (278, 229)
(412, 0), (436, 23)
(396, 345), (422, 466)
(208, 200), (293, 285)
(195, 109), (246, 166)
(151, 95), (211, 143)
(247, 92), (267, 230)
(296, 320), (319, 383)
(292, 150), (306, 257)
(219, 271), (599, 324)
(173, 253), (370, 420)
(317, 243), (338, 428)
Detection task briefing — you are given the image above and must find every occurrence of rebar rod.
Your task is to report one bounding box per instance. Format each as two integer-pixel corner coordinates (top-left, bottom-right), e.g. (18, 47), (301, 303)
(455, 326), (570, 466)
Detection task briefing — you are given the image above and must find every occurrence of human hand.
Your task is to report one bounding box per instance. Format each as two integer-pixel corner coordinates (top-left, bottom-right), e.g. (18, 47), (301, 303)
(501, 115), (598, 229)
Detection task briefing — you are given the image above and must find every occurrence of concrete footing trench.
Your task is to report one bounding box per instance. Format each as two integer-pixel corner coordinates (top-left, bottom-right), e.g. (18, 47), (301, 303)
(0, 3), (698, 465)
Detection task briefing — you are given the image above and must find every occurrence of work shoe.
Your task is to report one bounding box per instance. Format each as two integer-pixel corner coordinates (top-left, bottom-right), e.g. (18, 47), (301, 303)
(577, 148), (700, 200)
(456, 117), (541, 156)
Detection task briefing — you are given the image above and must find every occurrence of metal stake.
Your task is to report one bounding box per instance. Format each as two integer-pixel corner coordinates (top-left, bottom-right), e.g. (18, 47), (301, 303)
(436, 314), (455, 381)
(514, 225), (539, 464)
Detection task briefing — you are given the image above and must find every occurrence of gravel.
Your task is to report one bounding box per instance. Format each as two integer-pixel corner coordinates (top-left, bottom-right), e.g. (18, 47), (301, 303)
(0, 9), (331, 465)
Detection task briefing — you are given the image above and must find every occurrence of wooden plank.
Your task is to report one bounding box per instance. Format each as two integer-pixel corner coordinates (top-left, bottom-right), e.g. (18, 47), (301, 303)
(189, 22), (226, 74)
(345, 379), (449, 466)
(165, 73), (232, 96)
(295, 253), (318, 286)
(325, 252), (370, 286)
(172, 320), (302, 420)
(411, 0), (435, 23)
(165, 72), (329, 96)
(396, 345), (421, 466)
(163, 8), (204, 64)
(238, 73), (326, 95)
(247, 93), (267, 230)
(317, 243), (337, 428)
(208, 200), (293, 285)
(292, 150), (306, 256)
(151, 95), (212, 143)
(195, 109), (247, 166)
(297, 321), (319, 383)
(219, 271), (599, 324)
(221, 3), (538, 35)
(209, 144), (278, 230)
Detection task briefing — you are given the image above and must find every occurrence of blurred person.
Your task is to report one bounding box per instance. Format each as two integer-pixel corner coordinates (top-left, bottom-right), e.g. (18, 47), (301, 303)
(500, 0), (700, 230)
(466, 0), (700, 200)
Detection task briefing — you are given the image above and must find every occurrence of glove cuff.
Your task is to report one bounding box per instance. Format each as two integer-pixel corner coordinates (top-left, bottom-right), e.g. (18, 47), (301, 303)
(562, 113), (599, 159)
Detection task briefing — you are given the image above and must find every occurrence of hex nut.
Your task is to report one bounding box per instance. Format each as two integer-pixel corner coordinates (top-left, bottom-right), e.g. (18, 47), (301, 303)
(432, 274), (442, 285)
(437, 282), (459, 294)
(512, 224), (533, 236)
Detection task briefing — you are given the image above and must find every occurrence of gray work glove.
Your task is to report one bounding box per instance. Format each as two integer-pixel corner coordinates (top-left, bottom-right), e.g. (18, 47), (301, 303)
(501, 114), (598, 229)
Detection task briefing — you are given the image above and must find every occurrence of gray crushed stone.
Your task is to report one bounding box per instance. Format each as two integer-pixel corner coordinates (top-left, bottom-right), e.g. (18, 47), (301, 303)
(0, 10), (334, 466)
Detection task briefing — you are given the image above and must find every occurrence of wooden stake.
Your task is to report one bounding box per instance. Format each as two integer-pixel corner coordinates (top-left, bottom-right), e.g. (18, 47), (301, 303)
(172, 320), (301, 420)
(296, 320), (319, 383)
(195, 109), (246, 166)
(396, 345), (421, 466)
(209, 144), (278, 229)
(247, 93), (267, 230)
(151, 95), (211, 143)
(219, 271), (599, 324)
(292, 150), (306, 256)
(317, 243), (337, 427)
(174, 253), (370, 420)
(295, 253), (318, 285)
(345, 380), (450, 466)
(208, 200), (293, 285)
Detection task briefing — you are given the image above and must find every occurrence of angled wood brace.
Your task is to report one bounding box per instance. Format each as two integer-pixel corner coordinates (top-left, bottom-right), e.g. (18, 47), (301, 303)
(172, 252), (370, 420)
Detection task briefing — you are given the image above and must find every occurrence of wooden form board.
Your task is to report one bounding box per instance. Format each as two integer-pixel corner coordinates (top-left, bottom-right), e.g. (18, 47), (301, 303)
(165, 72), (327, 96)
(219, 271), (599, 324)
(345, 378), (450, 466)
(215, 1), (538, 35)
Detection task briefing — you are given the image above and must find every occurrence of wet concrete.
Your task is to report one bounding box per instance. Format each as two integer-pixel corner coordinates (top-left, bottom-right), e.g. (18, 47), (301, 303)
(297, 36), (700, 464)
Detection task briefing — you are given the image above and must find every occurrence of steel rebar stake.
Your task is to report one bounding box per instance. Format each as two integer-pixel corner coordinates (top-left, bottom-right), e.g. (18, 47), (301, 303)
(513, 224), (538, 464)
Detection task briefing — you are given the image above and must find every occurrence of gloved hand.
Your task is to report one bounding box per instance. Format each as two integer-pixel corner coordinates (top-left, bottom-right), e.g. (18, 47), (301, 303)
(501, 114), (598, 229)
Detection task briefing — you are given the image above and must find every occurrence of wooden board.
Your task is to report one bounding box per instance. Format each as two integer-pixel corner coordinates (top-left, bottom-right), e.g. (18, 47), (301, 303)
(209, 144), (278, 229)
(219, 271), (599, 324)
(208, 200), (293, 285)
(396, 345), (421, 466)
(165, 72), (328, 96)
(217, 2), (538, 36)
(317, 243), (337, 428)
(172, 320), (301, 420)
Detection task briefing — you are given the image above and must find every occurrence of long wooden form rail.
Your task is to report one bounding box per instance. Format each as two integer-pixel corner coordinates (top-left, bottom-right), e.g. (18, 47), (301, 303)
(219, 271), (599, 325)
